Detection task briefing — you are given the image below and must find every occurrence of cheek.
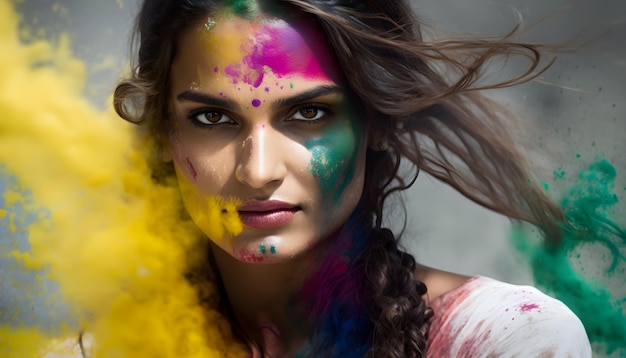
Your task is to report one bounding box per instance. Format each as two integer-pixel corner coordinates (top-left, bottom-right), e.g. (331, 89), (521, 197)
(169, 138), (200, 186)
(175, 166), (243, 243)
(168, 127), (234, 190)
(305, 121), (364, 203)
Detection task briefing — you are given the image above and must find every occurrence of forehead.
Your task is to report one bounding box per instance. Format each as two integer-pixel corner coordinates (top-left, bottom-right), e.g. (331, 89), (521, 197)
(173, 10), (341, 86)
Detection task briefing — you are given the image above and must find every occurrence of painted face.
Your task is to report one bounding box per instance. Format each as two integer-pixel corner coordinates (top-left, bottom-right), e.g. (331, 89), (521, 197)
(168, 10), (368, 263)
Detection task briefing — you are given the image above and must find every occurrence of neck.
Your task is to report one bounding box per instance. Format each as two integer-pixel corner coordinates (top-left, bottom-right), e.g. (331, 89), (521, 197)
(210, 239), (328, 357)
(210, 211), (373, 357)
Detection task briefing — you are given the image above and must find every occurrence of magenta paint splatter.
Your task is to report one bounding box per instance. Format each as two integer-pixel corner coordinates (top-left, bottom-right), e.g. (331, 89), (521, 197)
(251, 99), (262, 107)
(224, 64), (239, 77)
(519, 303), (540, 312)
(253, 25), (335, 81)
(225, 65), (240, 84)
(213, 66), (219, 73)
(185, 155), (197, 182)
(219, 91), (224, 97)
(219, 21), (336, 88)
(264, 87), (270, 92)
(239, 248), (264, 263)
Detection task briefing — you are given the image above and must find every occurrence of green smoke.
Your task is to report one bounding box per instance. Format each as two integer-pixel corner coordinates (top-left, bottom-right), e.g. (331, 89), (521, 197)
(511, 159), (626, 357)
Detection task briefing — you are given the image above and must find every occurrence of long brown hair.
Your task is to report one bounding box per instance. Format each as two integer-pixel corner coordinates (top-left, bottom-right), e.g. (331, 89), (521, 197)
(113, 0), (563, 356)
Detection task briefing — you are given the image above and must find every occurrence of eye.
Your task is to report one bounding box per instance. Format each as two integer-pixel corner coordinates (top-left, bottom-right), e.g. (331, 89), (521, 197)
(290, 106), (329, 122)
(189, 110), (234, 126)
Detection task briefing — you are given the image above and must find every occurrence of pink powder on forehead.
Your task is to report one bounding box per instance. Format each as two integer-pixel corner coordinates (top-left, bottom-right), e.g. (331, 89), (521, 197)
(254, 24), (336, 81)
(224, 21), (337, 87)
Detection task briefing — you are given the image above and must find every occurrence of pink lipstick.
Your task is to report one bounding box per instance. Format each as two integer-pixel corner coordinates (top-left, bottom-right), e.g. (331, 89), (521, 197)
(238, 200), (299, 229)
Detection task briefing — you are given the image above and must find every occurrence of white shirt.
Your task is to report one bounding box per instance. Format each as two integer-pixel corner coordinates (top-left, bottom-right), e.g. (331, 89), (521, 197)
(427, 276), (592, 357)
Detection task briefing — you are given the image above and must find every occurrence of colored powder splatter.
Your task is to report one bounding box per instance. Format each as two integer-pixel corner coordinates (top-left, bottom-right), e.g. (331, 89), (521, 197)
(227, 0), (258, 17)
(297, 210), (373, 357)
(185, 155), (198, 181)
(213, 18), (335, 88)
(519, 303), (540, 312)
(511, 159), (626, 357)
(553, 168), (566, 180)
(305, 118), (362, 203)
(250, 25), (335, 81)
(175, 167), (243, 246)
(0, 1), (246, 356)
(238, 248), (265, 263)
(251, 98), (261, 107)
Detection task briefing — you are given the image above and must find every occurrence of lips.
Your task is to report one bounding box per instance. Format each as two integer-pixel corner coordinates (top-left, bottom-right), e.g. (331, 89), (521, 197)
(238, 200), (300, 229)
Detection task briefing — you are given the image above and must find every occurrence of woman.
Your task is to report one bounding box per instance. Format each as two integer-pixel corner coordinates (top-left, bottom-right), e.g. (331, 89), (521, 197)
(109, 0), (591, 356)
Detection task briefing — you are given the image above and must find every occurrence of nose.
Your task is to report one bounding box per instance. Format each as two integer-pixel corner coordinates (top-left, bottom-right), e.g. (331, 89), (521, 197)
(235, 125), (287, 191)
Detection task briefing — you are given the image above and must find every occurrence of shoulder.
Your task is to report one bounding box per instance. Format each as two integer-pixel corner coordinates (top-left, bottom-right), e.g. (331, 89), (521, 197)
(426, 276), (592, 357)
(414, 263), (471, 301)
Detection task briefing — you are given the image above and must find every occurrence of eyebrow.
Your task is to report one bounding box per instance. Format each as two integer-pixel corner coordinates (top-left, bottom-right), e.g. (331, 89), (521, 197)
(176, 90), (235, 108)
(273, 85), (343, 108)
(175, 85), (343, 110)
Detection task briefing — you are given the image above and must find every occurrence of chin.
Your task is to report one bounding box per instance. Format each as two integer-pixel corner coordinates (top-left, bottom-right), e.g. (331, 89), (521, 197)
(228, 232), (324, 264)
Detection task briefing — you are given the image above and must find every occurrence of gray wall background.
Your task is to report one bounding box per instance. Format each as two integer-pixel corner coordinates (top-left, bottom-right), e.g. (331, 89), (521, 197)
(6, 0), (626, 353)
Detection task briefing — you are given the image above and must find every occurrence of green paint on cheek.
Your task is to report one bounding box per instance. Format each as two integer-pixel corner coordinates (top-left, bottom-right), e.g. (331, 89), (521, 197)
(305, 118), (361, 203)
(259, 244), (266, 255)
(510, 159), (626, 356)
(270, 245), (276, 255)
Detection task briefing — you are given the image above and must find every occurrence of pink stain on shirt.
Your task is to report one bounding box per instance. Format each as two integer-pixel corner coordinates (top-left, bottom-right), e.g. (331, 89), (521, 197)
(519, 303), (540, 312)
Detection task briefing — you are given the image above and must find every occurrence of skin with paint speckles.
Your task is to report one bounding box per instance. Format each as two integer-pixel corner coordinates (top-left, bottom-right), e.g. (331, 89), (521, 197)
(200, 9), (337, 91)
(167, 12), (367, 263)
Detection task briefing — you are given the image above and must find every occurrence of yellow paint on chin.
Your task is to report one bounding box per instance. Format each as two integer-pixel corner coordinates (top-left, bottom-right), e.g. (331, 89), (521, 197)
(175, 167), (243, 245)
(0, 1), (245, 356)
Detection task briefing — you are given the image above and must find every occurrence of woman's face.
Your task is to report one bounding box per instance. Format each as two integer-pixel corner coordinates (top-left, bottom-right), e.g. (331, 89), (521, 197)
(167, 10), (368, 263)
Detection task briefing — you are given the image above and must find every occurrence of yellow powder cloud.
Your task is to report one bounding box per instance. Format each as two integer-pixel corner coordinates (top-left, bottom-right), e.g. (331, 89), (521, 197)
(0, 0), (245, 356)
